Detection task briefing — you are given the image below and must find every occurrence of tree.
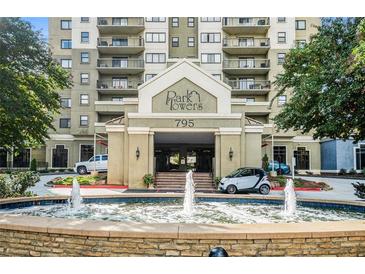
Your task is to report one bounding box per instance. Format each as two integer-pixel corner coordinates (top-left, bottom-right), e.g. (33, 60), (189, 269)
(0, 18), (72, 152)
(273, 18), (365, 143)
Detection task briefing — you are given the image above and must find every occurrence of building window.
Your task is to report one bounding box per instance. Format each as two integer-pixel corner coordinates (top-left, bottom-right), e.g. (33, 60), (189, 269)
(145, 74), (157, 81)
(80, 115), (89, 127)
(80, 144), (94, 161)
(274, 146), (287, 165)
(277, 17), (286, 23)
(188, 17), (195, 27)
(61, 20), (71, 30)
(80, 17), (89, 23)
(296, 20), (306, 30)
(188, 37), (195, 47)
(278, 32), (286, 43)
(244, 98), (256, 103)
(81, 32), (89, 43)
(294, 147), (310, 170)
(59, 118), (71, 128)
(112, 97), (123, 102)
(60, 59), (72, 68)
(212, 74), (221, 80)
(172, 37), (179, 47)
(80, 52), (89, 63)
(112, 17), (128, 26)
(80, 73), (89, 84)
(171, 17), (179, 27)
(201, 53), (221, 64)
(145, 53), (166, 63)
(278, 95), (287, 106)
(201, 17), (221, 22)
(145, 32), (166, 43)
(146, 17), (166, 22)
(112, 77), (128, 89)
(355, 144), (365, 170)
(60, 98), (71, 108)
(277, 53), (286, 65)
(296, 40), (307, 48)
(201, 33), (221, 43)
(61, 39), (72, 49)
(52, 145), (68, 168)
(13, 149), (31, 168)
(80, 94), (89, 105)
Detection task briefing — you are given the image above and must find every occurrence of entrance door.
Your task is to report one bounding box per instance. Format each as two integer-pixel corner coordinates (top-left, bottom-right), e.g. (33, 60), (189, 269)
(52, 145), (68, 168)
(294, 147), (310, 170)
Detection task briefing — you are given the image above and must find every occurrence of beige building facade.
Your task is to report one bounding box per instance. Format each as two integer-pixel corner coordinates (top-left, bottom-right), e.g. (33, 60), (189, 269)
(0, 17), (323, 187)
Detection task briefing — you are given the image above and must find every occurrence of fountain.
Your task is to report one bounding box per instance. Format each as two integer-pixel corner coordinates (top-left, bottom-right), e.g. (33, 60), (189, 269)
(69, 177), (82, 210)
(284, 178), (297, 215)
(183, 170), (195, 216)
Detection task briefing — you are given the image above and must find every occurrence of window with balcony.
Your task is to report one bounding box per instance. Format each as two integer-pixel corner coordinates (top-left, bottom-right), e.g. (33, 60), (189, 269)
(188, 37), (195, 47)
(244, 98), (255, 103)
(201, 33), (221, 43)
(238, 37), (254, 47)
(146, 32), (166, 43)
(146, 17), (166, 22)
(80, 94), (89, 105)
(277, 53), (286, 65)
(112, 77), (128, 89)
(146, 53), (166, 63)
(172, 17), (179, 27)
(61, 59), (72, 68)
(61, 39), (72, 49)
(61, 20), (72, 30)
(60, 98), (71, 108)
(80, 73), (89, 84)
(188, 17), (195, 27)
(239, 57), (255, 68)
(239, 17), (252, 25)
(277, 17), (286, 23)
(80, 52), (89, 63)
(296, 20), (306, 30)
(172, 37), (179, 47)
(201, 17), (221, 22)
(112, 17), (128, 26)
(59, 118), (71, 128)
(80, 17), (89, 23)
(80, 115), (89, 127)
(112, 38), (128, 46)
(201, 53), (221, 64)
(112, 97), (123, 102)
(145, 74), (157, 81)
(112, 57), (128, 68)
(278, 95), (287, 106)
(81, 32), (89, 43)
(238, 77), (255, 89)
(278, 32), (286, 43)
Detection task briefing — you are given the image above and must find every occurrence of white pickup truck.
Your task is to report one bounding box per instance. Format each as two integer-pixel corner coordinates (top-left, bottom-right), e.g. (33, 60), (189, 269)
(73, 154), (108, 174)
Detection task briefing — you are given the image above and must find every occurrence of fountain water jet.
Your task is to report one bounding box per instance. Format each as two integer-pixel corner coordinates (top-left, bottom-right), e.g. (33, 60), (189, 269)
(183, 170), (195, 216)
(284, 178), (296, 215)
(69, 177), (82, 210)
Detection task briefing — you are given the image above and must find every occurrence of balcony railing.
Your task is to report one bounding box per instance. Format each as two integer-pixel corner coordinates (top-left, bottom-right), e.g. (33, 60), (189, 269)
(223, 38), (270, 48)
(97, 17), (144, 27)
(223, 59), (270, 69)
(97, 80), (143, 90)
(222, 17), (270, 27)
(97, 59), (144, 69)
(225, 80), (271, 90)
(97, 37), (144, 47)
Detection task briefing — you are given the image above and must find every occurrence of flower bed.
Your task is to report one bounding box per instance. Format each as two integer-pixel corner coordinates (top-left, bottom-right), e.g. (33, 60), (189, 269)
(269, 175), (332, 191)
(47, 175), (107, 186)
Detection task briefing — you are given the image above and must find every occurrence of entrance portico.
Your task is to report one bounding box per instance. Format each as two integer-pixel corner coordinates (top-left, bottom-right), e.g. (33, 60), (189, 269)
(106, 59), (264, 188)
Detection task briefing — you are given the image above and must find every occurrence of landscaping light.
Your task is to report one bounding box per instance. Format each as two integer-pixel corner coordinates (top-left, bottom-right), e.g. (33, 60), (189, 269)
(229, 147), (233, 161)
(136, 147), (140, 160)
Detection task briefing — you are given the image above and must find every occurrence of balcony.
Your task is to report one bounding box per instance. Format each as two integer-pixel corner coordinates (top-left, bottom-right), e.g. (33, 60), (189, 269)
(95, 101), (126, 114)
(97, 59), (144, 75)
(97, 37), (144, 54)
(94, 122), (106, 134)
(223, 38), (270, 55)
(225, 80), (271, 95)
(96, 79), (143, 95)
(97, 17), (144, 35)
(223, 59), (270, 75)
(231, 100), (271, 115)
(222, 17), (270, 35)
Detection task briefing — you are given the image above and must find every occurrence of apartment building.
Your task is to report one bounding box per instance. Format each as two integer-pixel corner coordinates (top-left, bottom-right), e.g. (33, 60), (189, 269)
(1, 17), (327, 186)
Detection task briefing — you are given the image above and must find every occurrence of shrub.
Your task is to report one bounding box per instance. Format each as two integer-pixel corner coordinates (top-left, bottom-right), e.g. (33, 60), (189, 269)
(214, 177), (222, 187)
(352, 182), (365, 199)
(143, 174), (154, 187)
(348, 168), (357, 175)
(30, 158), (37, 171)
(0, 171), (39, 198)
(262, 154), (269, 171)
(338, 168), (347, 175)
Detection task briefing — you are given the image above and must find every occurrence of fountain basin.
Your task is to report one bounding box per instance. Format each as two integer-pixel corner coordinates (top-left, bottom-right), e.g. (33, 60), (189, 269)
(1, 194), (365, 256)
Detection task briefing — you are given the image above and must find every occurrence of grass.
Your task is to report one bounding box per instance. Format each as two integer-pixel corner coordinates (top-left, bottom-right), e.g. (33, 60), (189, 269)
(50, 175), (107, 185)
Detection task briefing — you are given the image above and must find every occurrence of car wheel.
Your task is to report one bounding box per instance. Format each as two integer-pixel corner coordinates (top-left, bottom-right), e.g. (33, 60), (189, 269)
(259, 184), (270, 195)
(226, 185), (237, 194)
(77, 166), (87, 175)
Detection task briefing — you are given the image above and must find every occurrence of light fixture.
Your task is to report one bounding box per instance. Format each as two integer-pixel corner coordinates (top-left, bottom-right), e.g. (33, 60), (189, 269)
(229, 147), (233, 161)
(136, 147), (140, 160)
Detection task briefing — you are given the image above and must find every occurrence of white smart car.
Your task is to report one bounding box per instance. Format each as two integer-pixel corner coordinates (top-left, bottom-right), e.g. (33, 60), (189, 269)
(219, 167), (271, 195)
(74, 154), (108, 174)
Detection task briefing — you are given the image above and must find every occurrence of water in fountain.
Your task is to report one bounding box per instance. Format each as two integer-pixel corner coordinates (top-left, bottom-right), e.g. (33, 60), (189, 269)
(183, 170), (195, 216)
(284, 178), (297, 215)
(69, 177), (82, 210)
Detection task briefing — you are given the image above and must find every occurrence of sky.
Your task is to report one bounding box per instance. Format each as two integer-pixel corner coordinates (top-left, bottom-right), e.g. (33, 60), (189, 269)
(22, 17), (48, 40)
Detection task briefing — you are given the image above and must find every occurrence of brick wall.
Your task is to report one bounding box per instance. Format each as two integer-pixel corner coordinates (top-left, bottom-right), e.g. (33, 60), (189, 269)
(1, 229), (365, 257)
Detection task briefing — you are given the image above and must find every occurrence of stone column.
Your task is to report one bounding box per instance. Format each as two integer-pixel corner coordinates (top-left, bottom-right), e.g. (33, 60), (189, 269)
(148, 132), (154, 174)
(106, 129), (125, 185)
(214, 133), (221, 178)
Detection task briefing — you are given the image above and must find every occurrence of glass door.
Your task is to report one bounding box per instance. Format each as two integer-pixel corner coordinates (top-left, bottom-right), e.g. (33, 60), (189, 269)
(239, 57), (255, 68)
(112, 77), (128, 89)
(239, 77), (255, 90)
(238, 37), (254, 47)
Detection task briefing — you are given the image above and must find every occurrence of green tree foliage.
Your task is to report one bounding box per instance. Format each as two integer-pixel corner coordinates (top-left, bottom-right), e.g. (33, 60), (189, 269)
(273, 18), (365, 142)
(0, 18), (72, 152)
(0, 171), (39, 198)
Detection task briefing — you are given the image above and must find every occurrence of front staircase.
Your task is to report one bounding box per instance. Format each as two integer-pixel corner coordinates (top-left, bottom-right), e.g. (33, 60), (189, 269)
(155, 172), (216, 192)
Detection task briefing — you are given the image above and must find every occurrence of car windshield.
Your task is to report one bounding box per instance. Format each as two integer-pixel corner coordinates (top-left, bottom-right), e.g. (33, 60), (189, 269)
(227, 168), (244, 177)
(89, 156), (100, 162)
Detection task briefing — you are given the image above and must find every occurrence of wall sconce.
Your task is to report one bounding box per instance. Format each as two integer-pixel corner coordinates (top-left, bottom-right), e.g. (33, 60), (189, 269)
(229, 147), (233, 161)
(136, 147), (140, 160)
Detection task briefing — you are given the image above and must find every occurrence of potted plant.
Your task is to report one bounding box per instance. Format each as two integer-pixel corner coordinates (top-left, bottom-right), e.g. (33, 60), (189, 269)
(143, 174), (154, 189)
